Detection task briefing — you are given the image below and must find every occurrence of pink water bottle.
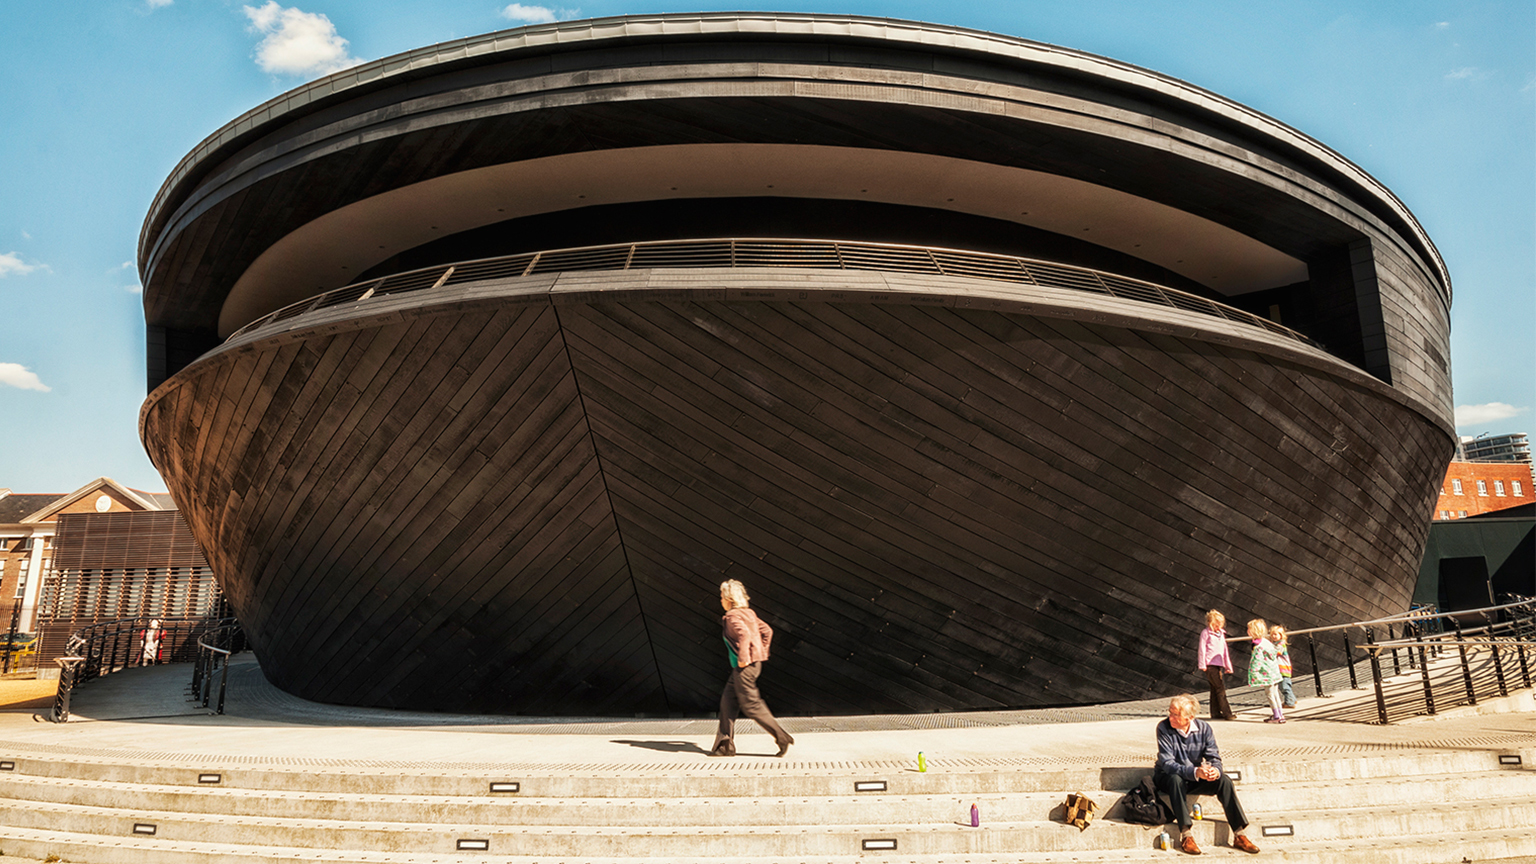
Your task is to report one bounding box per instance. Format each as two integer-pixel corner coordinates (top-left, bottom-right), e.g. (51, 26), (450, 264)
(970, 803), (980, 827)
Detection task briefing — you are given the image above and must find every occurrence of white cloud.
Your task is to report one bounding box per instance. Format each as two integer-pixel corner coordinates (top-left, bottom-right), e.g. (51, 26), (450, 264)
(125, 284), (144, 294)
(1445, 66), (1487, 81)
(0, 363), (51, 392)
(243, 2), (360, 76)
(1435, 21), (1450, 29)
(1455, 402), (1529, 429)
(20, 231), (31, 240)
(0, 251), (43, 277)
(147, 0), (174, 8)
(501, 4), (577, 24)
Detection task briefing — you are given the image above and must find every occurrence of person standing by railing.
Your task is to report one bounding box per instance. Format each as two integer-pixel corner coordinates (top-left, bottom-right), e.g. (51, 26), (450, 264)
(1197, 610), (1236, 721)
(1247, 619), (1285, 723)
(139, 619), (163, 666)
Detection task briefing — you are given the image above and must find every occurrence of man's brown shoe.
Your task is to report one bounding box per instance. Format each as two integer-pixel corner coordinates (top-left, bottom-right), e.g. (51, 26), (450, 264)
(1179, 834), (1201, 854)
(1232, 834), (1260, 854)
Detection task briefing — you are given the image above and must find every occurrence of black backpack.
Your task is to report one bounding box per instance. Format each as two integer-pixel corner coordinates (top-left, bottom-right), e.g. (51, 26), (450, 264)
(1121, 776), (1172, 825)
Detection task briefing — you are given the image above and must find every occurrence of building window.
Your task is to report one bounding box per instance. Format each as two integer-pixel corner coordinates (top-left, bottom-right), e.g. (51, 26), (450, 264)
(13, 572), (24, 599)
(1459, 510), (1468, 518)
(1515, 481), (1525, 497)
(1451, 479), (1463, 495)
(1477, 480), (1488, 496)
(1494, 480), (1506, 496)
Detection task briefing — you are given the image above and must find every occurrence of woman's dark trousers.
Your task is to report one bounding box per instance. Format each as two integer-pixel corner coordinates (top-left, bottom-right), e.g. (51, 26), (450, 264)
(1154, 770), (1250, 833)
(713, 662), (790, 753)
(1205, 665), (1235, 720)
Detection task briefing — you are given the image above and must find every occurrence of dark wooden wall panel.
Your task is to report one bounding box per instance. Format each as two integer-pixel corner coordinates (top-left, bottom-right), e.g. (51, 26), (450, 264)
(142, 282), (1449, 715)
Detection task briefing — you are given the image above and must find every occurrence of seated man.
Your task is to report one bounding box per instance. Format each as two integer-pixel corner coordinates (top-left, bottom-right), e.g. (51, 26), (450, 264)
(1154, 693), (1261, 854)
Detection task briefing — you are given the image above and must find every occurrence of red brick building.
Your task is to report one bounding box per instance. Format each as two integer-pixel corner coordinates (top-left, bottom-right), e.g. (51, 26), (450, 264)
(1434, 461), (1535, 520)
(0, 478), (175, 634)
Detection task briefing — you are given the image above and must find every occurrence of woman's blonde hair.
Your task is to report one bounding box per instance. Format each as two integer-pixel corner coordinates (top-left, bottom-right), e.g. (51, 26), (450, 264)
(1246, 618), (1268, 639)
(720, 579), (750, 610)
(1268, 624), (1286, 642)
(1206, 609), (1225, 629)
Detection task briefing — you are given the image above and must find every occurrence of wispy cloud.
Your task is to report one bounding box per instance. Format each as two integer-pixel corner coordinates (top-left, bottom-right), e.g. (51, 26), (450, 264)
(1435, 21), (1450, 29)
(20, 231), (31, 240)
(0, 251), (46, 277)
(501, 4), (578, 24)
(1455, 402), (1529, 428)
(1445, 66), (1489, 81)
(125, 284), (144, 294)
(0, 362), (51, 392)
(147, 0), (174, 8)
(243, 2), (360, 76)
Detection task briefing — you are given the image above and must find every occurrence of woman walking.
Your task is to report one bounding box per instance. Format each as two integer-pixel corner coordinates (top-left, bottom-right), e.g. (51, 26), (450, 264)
(711, 580), (794, 757)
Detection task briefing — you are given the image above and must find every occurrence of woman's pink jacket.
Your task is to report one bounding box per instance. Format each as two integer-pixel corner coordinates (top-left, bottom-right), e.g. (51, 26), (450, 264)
(1197, 627), (1232, 673)
(723, 607), (774, 666)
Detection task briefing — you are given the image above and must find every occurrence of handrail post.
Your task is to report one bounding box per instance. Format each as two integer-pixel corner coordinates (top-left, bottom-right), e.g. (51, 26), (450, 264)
(1307, 635), (1325, 698)
(1365, 628), (1389, 724)
(216, 651), (230, 715)
(1404, 621), (1418, 670)
(1453, 619), (1477, 705)
(1415, 625), (1435, 716)
(1388, 624), (1401, 676)
(1484, 612), (1508, 697)
(190, 642), (203, 697)
(1516, 603), (1533, 688)
(1344, 632), (1359, 689)
(49, 656), (85, 723)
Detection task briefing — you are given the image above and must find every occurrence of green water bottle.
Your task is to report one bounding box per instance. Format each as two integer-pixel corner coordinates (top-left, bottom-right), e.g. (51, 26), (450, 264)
(917, 751), (927, 772)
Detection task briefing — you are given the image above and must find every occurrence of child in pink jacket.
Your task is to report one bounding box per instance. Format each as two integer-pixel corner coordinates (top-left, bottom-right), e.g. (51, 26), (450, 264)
(1197, 610), (1235, 720)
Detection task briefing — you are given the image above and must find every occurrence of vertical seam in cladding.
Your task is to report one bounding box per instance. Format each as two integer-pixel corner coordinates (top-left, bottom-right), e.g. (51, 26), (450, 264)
(550, 302), (673, 713)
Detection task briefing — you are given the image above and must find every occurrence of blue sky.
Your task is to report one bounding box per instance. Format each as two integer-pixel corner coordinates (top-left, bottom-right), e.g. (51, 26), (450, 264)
(1, 0), (1531, 493)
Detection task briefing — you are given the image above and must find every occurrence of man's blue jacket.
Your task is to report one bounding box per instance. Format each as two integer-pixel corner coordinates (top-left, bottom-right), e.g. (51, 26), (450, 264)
(1154, 718), (1224, 781)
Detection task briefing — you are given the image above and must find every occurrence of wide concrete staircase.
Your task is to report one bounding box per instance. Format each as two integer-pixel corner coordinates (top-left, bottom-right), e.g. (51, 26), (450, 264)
(2, 742), (1534, 863)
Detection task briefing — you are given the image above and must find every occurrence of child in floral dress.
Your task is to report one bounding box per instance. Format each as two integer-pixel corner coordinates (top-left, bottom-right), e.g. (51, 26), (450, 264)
(1246, 618), (1284, 723)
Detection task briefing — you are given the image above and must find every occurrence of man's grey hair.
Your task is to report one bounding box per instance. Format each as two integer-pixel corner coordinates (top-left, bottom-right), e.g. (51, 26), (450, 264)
(1170, 693), (1199, 717)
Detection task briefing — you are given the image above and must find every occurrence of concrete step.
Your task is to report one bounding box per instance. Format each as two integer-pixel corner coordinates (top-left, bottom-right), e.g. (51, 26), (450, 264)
(3, 768), (1531, 827)
(2, 823), (1535, 864)
(3, 790), (1535, 857)
(6, 743), (1530, 797)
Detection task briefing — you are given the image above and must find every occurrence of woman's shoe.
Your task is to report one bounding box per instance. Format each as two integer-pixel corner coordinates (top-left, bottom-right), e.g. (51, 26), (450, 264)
(708, 742), (736, 757)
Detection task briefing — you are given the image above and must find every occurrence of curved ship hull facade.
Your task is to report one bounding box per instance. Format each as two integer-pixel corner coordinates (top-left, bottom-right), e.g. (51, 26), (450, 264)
(143, 272), (1447, 714)
(137, 14), (1456, 715)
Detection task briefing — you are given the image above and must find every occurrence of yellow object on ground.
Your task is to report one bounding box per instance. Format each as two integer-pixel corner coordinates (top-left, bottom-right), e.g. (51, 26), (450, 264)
(0, 678), (56, 710)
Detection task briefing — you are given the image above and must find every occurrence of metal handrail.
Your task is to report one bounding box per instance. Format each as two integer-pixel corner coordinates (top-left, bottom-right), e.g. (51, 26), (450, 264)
(225, 237), (1322, 349)
(192, 621), (244, 715)
(42, 615), (239, 723)
(1258, 598), (1536, 725)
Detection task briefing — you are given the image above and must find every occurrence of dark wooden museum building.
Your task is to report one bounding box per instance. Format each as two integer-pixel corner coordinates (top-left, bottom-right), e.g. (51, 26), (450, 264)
(137, 14), (1456, 715)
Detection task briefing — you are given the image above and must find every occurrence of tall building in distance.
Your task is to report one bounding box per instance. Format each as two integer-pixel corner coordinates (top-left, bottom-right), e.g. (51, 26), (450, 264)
(1458, 432), (1532, 464)
(137, 14), (1455, 716)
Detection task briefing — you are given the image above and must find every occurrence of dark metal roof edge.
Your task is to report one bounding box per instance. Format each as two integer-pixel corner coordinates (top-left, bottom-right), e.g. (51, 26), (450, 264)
(136, 11), (1448, 298)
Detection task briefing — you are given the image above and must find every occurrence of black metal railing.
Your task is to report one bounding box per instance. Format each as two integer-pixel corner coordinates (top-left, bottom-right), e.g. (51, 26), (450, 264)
(1266, 598), (1536, 725)
(43, 615), (240, 723)
(226, 238), (1321, 349)
(190, 620), (245, 715)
